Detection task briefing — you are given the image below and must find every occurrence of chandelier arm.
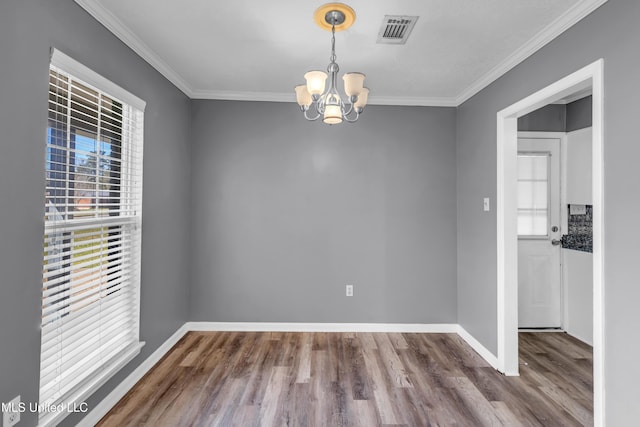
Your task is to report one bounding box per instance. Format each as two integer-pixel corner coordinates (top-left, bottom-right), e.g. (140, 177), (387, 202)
(302, 104), (322, 121)
(303, 110), (322, 121)
(342, 101), (354, 116)
(316, 94), (327, 114)
(342, 106), (360, 123)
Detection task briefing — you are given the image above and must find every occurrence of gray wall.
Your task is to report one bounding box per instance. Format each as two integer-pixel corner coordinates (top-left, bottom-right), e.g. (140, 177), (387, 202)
(567, 96), (592, 132)
(457, 0), (640, 423)
(0, 1), (191, 425)
(518, 95), (592, 132)
(518, 103), (566, 131)
(190, 101), (458, 324)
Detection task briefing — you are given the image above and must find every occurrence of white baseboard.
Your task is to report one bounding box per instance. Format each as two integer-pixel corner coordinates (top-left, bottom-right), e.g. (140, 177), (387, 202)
(185, 321), (459, 333)
(79, 321), (497, 425)
(456, 325), (501, 372)
(77, 323), (190, 427)
(565, 329), (594, 347)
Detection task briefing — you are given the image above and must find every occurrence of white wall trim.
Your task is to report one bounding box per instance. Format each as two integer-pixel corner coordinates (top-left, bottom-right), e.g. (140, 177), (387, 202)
(456, 325), (500, 371)
(456, 0), (607, 105)
(591, 60), (605, 427)
(554, 88), (592, 105)
(517, 131), (567, 140)
(496, 59), (604, 425)
(362, 96), (457, 107)
(185, 321), (459, 333)
(77, 324), (190, 427)
(561, 132), (570, 333)
(189, 91), (458, 107)
(190, 90), (295, 103)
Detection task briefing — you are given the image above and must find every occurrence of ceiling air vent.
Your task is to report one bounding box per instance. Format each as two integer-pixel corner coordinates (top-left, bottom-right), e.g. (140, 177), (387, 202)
(377, 15), (419, 45)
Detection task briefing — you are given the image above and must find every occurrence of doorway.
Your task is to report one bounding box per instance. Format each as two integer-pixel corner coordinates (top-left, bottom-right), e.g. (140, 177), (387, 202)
(517, 134), (562, 329)
(496, 60), (604, 425)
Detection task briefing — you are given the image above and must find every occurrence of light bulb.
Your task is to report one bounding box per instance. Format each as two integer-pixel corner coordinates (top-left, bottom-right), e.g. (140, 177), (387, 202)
(295, 84), (312, 107)
(304, 71), (328, 96)
(323, 104), (343, 124)
(354, 87), (369, 110)
(343, 73), (365, 97)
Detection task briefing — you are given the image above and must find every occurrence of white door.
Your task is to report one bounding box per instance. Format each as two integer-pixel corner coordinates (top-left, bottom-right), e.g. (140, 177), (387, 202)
(517, 136), (562, 328)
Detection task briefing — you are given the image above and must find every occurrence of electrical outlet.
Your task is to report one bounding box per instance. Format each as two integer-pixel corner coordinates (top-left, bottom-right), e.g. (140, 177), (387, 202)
(2, 395), (21, 427)
(346, 284), (353, 297)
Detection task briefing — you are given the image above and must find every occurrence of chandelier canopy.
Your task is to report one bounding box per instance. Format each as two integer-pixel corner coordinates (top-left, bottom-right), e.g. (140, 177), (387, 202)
(295, 3), (369, 125)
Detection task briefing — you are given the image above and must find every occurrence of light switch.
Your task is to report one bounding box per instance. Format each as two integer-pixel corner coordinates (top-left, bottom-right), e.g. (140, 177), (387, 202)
(483, 197), (490, 212)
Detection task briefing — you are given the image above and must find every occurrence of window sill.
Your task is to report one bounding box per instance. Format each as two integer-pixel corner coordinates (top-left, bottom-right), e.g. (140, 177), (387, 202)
(38, 341), (145, 427)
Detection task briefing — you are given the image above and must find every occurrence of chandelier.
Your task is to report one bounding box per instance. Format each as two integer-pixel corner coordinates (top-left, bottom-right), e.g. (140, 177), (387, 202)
(295, 3), (369, 125)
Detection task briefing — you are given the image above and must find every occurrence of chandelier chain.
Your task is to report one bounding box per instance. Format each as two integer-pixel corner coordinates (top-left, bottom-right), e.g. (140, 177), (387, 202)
(329, 24), (337, 64)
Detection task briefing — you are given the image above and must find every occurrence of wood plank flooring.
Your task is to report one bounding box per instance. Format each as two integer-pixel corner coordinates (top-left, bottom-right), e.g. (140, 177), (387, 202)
(98, 331), (593, 426)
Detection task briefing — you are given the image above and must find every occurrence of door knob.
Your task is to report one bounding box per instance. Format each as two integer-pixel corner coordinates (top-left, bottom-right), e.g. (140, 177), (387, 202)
(551, 239), (562, 246)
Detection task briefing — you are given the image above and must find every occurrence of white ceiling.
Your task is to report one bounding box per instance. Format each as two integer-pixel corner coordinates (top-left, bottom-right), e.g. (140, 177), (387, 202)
(75, 0), (605, 106)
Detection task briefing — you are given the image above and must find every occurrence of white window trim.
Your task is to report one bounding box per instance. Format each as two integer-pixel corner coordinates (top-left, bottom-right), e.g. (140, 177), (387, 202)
(50, 48), (146, 112)
(39, 48), (146, 427)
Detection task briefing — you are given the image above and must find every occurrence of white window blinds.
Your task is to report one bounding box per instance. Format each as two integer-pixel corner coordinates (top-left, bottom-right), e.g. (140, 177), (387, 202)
(40, 49), (145, 426)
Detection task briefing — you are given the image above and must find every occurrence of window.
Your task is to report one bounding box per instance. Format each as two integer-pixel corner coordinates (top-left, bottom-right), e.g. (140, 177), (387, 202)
(517, 153), (549, 236)
(39, 49), (145, 426)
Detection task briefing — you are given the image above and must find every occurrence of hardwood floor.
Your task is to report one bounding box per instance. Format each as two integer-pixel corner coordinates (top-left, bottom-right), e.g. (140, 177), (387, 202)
(98, 331), (593, 426)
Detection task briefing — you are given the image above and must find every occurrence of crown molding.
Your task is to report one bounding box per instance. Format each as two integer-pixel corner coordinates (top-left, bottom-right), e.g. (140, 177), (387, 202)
(191, 90), (458, 107)
(190, 90), (294, 103)
(368, 95), (458, 107)
(74, 0), (194, 97)
(455, 0), (608, 105)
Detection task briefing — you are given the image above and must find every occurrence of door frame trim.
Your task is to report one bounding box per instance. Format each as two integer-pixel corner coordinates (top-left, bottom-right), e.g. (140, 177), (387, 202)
(496, 60), (604, 424)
